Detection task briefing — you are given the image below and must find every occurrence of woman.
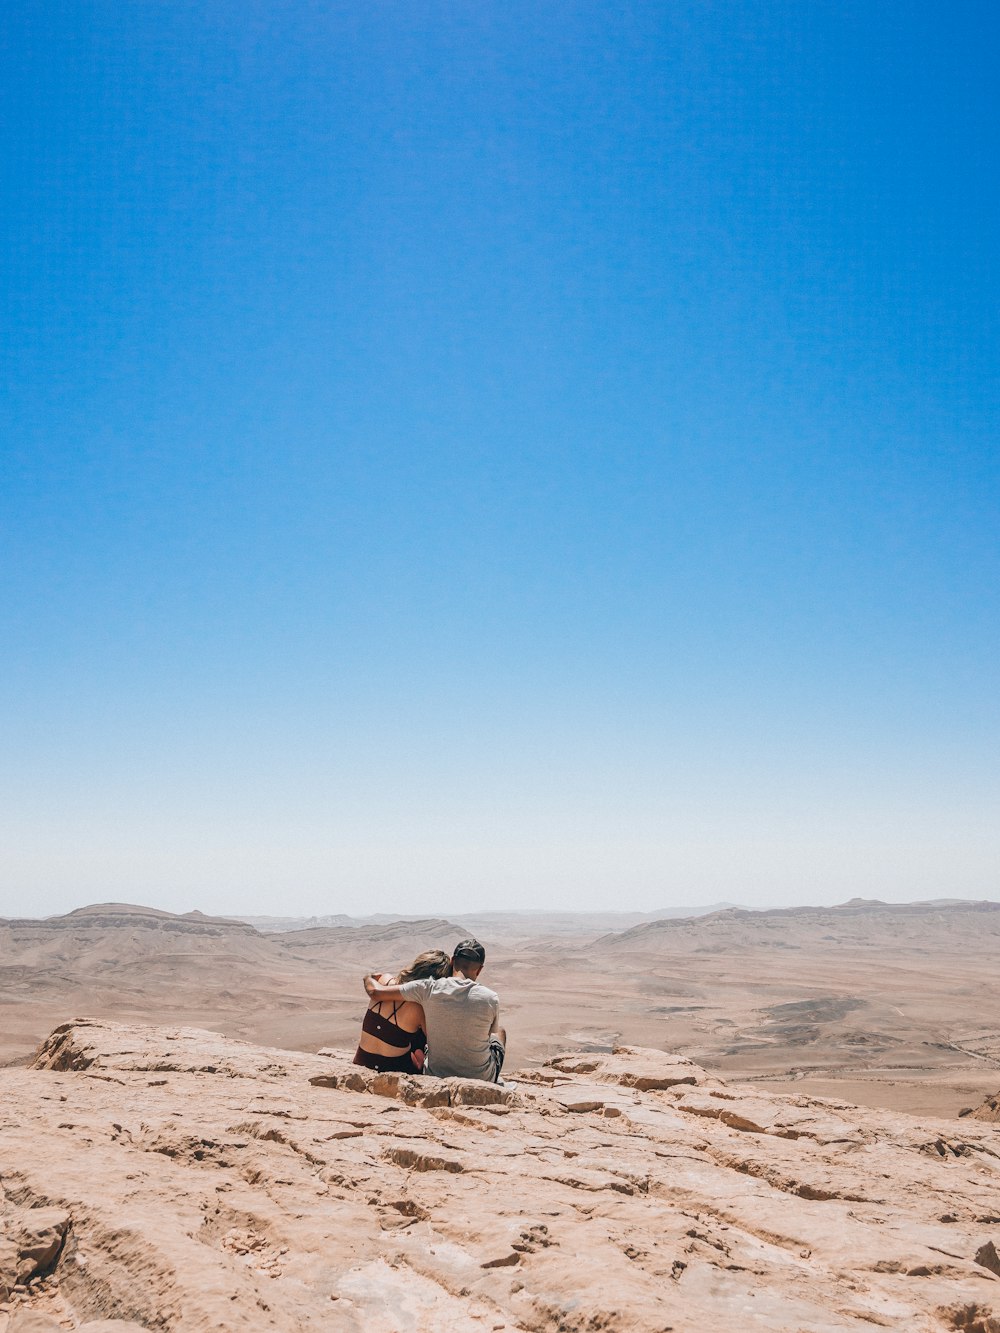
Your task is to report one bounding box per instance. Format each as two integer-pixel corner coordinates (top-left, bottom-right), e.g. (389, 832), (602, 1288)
(352, 949), (451, 1074)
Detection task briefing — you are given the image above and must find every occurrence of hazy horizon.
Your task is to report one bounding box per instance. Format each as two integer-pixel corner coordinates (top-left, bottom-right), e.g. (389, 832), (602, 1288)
(3, 5), (998, 921)
(3, 887), (998, 926)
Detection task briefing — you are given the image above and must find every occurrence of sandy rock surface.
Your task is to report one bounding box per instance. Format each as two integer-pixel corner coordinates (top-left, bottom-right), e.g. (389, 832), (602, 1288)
(2, 1019), (1000, 1331)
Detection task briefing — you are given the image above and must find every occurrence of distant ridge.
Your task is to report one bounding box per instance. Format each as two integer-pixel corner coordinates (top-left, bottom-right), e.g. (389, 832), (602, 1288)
(600, 896), (1000, 947)
(235, 903), (744, 937)
(237, 912), (356, 933)
(279, 916), (465, 944)
(1, 902), (260, 935)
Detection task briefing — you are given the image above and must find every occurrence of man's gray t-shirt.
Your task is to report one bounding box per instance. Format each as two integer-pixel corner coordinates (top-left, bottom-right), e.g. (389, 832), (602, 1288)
(398, 976), (500, 1080)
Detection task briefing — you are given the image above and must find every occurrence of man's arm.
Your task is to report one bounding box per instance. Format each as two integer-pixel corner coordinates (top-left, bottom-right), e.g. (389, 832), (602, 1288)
(363, 974), (406, 1003)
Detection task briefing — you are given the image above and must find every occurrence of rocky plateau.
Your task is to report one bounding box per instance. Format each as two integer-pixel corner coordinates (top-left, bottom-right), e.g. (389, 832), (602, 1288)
(2, 1020), (1000, 1330)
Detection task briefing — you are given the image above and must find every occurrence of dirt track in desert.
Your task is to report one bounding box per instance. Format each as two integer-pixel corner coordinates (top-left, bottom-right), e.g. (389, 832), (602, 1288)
(2, 898), (999, 1119)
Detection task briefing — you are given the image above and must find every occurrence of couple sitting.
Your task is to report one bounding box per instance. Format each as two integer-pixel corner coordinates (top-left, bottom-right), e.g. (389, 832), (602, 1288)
(354, 938), (506, 1083)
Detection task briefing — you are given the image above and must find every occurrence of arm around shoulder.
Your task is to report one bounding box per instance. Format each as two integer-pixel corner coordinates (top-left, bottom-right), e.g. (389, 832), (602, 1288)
(363, 974), (406, 1003)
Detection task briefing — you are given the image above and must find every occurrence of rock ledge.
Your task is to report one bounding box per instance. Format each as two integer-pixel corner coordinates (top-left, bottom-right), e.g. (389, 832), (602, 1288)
(1, 1019), (999, 1330)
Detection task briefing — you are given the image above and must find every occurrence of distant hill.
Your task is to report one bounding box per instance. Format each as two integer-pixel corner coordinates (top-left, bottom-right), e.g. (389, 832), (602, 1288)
(277, 917), (468, 957)
(1, 901), (262, 935)
(597, 897), (1000, 950)
(0, 902), (278, 988)
(234, 903), (745, 939)
(235, 912), (357, 932)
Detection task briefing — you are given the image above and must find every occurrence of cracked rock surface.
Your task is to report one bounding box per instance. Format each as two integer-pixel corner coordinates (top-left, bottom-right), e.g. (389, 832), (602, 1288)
(2, 1019), (1000, 1330)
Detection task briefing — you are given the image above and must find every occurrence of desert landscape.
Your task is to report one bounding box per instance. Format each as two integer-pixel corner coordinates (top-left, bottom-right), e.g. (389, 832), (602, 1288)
(4, 899), (1000, 1328)
(3, 1013), (1000, 1330)
(3, 898), (1000, 1118)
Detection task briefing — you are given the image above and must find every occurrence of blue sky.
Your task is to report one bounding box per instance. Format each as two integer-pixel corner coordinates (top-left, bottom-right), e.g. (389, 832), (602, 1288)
(2, 2), (998, 917)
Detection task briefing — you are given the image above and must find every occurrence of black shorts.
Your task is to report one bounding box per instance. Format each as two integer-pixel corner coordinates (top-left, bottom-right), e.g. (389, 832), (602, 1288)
(352, 1047), (419, 1074)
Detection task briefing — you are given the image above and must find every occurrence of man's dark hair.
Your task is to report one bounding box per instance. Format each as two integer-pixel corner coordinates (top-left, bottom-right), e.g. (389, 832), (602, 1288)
(452, 938), (486, 965)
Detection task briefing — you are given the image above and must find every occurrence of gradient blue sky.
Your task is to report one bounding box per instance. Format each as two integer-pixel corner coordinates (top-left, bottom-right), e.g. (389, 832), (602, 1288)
(3, 2), (998, 918)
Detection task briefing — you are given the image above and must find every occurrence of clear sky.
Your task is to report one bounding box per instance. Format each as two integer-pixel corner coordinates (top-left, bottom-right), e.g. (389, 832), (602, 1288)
(2, 2), (998, 919)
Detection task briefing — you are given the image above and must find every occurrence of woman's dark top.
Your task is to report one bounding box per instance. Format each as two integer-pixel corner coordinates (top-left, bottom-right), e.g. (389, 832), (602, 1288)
(353, 1001), (426, 1074)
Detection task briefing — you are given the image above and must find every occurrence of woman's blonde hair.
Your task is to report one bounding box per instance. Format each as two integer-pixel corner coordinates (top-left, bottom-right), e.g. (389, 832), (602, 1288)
(396, 949), (452, 985)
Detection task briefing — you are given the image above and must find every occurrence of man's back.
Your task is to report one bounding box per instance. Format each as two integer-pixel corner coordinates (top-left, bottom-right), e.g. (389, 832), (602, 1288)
(399, 975), (500, 1079)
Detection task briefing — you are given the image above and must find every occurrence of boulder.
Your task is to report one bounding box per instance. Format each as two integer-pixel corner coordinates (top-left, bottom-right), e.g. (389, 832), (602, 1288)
(970, 1091), (1000, 1122)
(0, 1234), (19, 1298)
(311, 1060), (517, 1108)
(17, 1211), (69, 1281)
(546, 1044), (710, 1091)
(8, 1209), (70, 1282)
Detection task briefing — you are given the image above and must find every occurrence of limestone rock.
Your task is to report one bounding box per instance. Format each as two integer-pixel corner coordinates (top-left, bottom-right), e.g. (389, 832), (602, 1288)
(3, 1018), (1000, 1330)
(0, 1208), (70, 1300)
(971, 1090), (1000, 1121)
(7, 1314), (65, 1333)
(546, 1044), (711, 1090)
(11, 1210), (71, 1283)
(78, 1322), (152, 1331)
(311, 1048), (518, 1108)
(0, 1236), (19, 1299)
(975, 1240), (1000, 1277)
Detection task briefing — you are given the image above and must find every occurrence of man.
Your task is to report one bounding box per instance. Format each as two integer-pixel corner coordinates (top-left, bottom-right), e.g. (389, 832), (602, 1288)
(363, 938), (506, 1083)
